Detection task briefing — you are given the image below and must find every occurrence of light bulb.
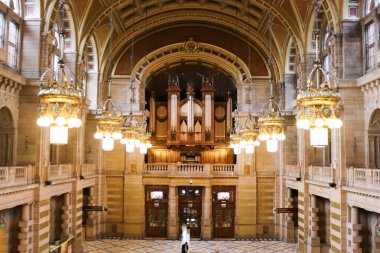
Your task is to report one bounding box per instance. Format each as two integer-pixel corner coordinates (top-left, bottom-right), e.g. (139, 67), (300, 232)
(233, 147), (241, 155)
(271, 133), (278, 140)
(94, 132), (103, 139)
(239, 140), (247, 148)
(314, 117), (324, 128)
(278, 133), (286, 141)
(253, 140), (260, 147)
(70, 118), (82, 128)
(112, 132), (122, 140)
(104, 132), (111, 138)
(37, 116), (52, 127)
(336, 119), (342, 128)
(126, 142), (135, 153)
(310, 127), (328, 148)
(55, 116), (66, 127)
(147, 143), (152, 148)
(140, 145), (148, 154)
(229, 143), (235, 148)
(296, 119), (304, 129)
(266, 139), (278, 153)
(102, 138), (114, 151)
(50, 125), (68, 145)
(303, 120), (310, 130)
(258, 134), (268, 141)
(245, 145), (254, 154)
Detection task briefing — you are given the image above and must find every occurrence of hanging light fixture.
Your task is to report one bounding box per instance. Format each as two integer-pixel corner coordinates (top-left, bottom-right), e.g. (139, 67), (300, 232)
(296, 3), (342, 148)
(37, 0), (82, 145)
(94, 79), (122, 151)
(228, 3), (260, 155)
(120, 14), (150, 153)
(93, 11), (122, 151)
(258, 1), (286, 153)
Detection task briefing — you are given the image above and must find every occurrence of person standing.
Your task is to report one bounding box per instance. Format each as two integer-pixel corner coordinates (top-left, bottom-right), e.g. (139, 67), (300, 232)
(181, 242), (189, 253)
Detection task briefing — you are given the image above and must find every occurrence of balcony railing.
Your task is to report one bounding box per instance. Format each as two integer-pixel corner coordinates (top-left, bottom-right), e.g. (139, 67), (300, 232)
(81, 163), (97, 177)
(144, 163), (237, 177)
(348, 167), (380, 191)
(308, 165), (335, 184)
(0, 165), (35, 188)
(48, 164), (72, 181)
(285, 165), (300, 179)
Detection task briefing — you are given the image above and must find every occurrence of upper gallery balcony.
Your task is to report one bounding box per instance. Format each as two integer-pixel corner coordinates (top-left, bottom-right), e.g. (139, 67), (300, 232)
(144, 163), (237, 178)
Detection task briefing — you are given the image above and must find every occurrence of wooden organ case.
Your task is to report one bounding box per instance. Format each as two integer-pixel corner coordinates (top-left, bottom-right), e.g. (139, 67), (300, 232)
(148, 75), (234, 164)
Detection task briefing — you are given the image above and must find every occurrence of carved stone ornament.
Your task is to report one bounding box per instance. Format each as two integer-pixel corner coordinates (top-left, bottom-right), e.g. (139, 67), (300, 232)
(183, 37), (199, 53)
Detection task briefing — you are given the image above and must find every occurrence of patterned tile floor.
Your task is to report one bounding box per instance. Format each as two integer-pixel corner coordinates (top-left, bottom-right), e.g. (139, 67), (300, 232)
(83, 239), (298, 253)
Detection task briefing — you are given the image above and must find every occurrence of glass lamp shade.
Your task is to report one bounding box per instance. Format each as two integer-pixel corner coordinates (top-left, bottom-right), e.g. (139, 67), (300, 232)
(233, 147), (241, 155)
(140, 145), (148, 154)
(266, 139), (278, 153)
(37, 116), (53, 127)
(245, 145), (254, 154)
(102, 138), (114, 151)
(125, 142), (135, 153)
(50, 125), (68, 144)
(310, 127), (328, 148)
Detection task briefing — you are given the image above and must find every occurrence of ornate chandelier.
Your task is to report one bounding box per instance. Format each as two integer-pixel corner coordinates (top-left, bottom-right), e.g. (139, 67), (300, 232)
(258, 88), (286, 152)
(37, 0), (82, 145)
(120, 112), (152, 154)
(94, 80), (122, 151)
(257, 4), (285, 153)
(296, 36), (342, 148)
(295, 2), (342, 148)
(229, 110), (260, 155)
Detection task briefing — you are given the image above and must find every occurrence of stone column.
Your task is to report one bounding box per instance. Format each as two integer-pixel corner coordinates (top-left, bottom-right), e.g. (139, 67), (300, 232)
(62, 193), (72, 239)
(167, 186), (178, 239)
(202, 186), (212, 240)
(18, 204), (33, 253)
(307, 195), (320, 253)
(348, 206), (362, 253)
(284, 188), (295, 243)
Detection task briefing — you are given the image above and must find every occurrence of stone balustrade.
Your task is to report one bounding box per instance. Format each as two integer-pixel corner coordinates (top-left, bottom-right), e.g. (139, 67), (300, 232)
(308, 165), (335, 184)
(48, 164), (72, 181)
(348, 167), (380, 191)
(0, 165), (35, 188)
(144, 163), (237, 177)
(81, 163), (97, 176)
(285, 164), (300, 179)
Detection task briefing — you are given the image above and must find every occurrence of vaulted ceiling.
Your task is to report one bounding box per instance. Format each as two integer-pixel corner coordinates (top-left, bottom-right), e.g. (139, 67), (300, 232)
(60, 0), (340, 81)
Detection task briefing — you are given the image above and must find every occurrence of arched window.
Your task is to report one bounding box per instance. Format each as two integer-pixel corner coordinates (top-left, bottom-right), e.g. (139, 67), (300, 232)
(84, 37), (99, 110)
(1, 0), (20, 15)
(0, 0), (21, 69)
(364, 0), (380, 15)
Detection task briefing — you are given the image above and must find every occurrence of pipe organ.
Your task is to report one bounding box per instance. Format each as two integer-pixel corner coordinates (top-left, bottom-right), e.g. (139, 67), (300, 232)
(148, 75), (233, 164)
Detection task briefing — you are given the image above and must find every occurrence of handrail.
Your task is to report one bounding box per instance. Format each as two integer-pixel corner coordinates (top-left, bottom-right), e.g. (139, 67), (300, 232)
(0, 165), (35, 188)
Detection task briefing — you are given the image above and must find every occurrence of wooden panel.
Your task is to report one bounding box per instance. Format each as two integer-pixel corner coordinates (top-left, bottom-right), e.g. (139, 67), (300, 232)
(212, 186), (236, 238)
(178, 187), (203, 238)
(145, 185), (169, 238)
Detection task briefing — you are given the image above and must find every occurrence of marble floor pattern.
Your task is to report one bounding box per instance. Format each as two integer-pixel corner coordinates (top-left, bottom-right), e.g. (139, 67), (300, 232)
(83, 239), (298, 253)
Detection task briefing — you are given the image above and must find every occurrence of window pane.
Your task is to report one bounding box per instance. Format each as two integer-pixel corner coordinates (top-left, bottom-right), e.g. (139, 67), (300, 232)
(0, 12), (5, 49)
(365, 22), (375, 69)
(7, 21), (19, 68)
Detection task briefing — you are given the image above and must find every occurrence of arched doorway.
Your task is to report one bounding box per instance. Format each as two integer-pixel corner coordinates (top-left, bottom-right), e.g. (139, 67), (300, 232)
(368, 109), (380, 168)
(0, 107), (14, 166)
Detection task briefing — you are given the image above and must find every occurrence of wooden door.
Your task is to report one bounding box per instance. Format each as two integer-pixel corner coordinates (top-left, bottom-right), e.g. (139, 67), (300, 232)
(212, 186), (236, 238)
(145, 185), (169, 238)
(178, 186), (203, 238)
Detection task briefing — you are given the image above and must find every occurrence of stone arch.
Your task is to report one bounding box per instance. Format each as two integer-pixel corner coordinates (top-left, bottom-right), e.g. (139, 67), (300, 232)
(367, 109), (380, 168)
(0, 107), (15, 166)
(122, 42), (257, 87)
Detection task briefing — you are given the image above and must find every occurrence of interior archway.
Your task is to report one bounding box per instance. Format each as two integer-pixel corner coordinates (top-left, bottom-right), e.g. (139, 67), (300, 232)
(0, 107), (14, 166)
